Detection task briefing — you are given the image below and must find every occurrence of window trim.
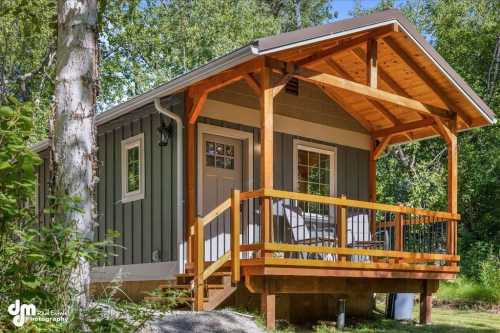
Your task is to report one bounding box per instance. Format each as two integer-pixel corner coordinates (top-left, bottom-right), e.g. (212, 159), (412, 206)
(292, 139), (337, 197)
(121, 133), (145, 203)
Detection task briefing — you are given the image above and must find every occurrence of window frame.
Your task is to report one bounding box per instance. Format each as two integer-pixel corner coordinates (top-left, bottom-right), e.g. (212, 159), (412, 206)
(292, 139), (337, 197)
(121, 133), (145, 203)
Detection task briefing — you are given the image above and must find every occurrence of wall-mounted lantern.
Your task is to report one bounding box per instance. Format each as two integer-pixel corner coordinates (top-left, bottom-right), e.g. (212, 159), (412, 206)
(157, 118), (172, 147)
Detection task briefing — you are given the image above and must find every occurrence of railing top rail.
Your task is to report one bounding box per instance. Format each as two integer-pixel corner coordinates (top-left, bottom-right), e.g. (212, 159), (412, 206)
(239, 188), (460, 220)
(199, 198), (232, 226)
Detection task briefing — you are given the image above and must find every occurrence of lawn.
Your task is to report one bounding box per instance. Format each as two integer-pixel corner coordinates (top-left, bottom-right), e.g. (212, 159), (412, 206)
(336, 307), (500, 333)
(271, 307), (500, 333)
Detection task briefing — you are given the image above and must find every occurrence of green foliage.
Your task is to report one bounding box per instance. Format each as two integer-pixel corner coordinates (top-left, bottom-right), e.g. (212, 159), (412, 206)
(437, 276), (499, 305)
(0, 99), (41, 229)
(260, 0), (333, 31)
(0, 98), (184, 332)
(99, 0), (281, 107)
(0, 0), (56, 142)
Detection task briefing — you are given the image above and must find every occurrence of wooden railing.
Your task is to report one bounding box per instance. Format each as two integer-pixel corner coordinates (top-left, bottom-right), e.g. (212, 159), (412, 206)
(192, 190), (240, 310)
(192, 188), (460, 309)
(238, 188), (460, 266)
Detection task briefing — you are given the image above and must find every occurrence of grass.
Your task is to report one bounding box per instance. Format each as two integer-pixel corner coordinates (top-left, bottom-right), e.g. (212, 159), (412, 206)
(268, 307), (500, 333)
(436, 277), (500, 305)
(337, 308), (500, 333)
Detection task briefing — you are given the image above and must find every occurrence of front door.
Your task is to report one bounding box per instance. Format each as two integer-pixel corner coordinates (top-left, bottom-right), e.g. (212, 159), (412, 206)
(202, 133), (243, 261)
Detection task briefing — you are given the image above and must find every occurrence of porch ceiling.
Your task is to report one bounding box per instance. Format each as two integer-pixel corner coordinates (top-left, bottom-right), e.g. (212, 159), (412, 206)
(267, 29), (492, 145)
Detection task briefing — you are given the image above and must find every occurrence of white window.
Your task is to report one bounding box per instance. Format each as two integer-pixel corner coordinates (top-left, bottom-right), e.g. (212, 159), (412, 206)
(121, 133), (145, 202)
(293, 140), (336, 213)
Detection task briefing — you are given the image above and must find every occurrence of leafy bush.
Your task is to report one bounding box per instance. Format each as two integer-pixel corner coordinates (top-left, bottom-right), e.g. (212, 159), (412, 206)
(436, 277), (499, 305)
(0, 99), (186, 332)
(478, 254), (500, 295)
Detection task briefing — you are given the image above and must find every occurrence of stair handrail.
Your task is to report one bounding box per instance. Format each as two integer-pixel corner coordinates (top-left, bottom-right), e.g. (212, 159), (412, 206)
(193, 189), (240, 311)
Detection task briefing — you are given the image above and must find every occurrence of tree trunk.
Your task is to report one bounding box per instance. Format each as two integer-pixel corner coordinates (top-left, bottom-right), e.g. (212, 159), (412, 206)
(53, 0), (98, 309)
(295, 0), (302, 29)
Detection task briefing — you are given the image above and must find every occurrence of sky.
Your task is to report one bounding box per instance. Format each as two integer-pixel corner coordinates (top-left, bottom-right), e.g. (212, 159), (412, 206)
(332, 0), (382, 19)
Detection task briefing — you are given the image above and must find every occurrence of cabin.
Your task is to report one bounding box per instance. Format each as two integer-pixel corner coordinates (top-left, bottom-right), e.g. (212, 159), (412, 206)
(32, 10), (496, 329)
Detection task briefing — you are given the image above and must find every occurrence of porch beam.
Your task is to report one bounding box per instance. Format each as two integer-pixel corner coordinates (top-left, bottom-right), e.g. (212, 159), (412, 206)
(325, 58), (401, 127)
(372, 118), (435, 138)
(373, 135), (393, 160)
(188, 92), (208, 124)
(383, 37), (472, 126)
(189, 58), (263, 97)
(272, 74), (292, 97)
(243, 73), (262, 97)
(352, 47), (417, 100)
(266, 58), (453, 121)
(292, 68), (452, 120)
(315, 83), (374, 131)
(295, 24), (398, 67)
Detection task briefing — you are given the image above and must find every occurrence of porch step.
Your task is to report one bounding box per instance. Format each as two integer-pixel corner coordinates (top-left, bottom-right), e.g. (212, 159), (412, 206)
(145, 269), (236, 311)
(144, 296), (209, 303)
(159, 283), (225, 290)
(176, 271), (231, 278)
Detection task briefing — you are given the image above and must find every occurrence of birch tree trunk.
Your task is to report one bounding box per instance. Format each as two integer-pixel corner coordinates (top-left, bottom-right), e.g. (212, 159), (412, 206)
(53, 0), (98, 309)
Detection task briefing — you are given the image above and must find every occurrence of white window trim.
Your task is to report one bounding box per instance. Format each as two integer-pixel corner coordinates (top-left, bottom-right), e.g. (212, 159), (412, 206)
(121, 133), (145, 203)
(292, 139), (337, 197)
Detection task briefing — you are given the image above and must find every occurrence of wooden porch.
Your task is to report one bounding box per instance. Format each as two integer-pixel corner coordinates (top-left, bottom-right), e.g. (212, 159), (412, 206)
(186, 187), (459, 327)
(179, 19), (468, 329)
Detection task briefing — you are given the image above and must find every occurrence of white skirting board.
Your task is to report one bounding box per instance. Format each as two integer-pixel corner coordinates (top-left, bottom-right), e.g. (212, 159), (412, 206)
(91, 261), (178, 282)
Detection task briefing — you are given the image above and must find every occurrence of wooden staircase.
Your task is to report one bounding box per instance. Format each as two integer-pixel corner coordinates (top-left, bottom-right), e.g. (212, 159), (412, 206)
(146, 268), (238, 311)
(145, 191), (242, 310)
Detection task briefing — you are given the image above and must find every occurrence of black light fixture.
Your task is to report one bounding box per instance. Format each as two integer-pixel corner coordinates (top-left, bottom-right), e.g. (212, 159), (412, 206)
(157, 117), (172, 146)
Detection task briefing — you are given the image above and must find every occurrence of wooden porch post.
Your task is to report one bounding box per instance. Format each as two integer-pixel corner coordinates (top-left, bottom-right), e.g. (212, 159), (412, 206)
(448, 129), (458, 256)
(261, 280), (276, 330)
(260, 65), (276, 330)
(185, 95), (196, 266)
(260, 66), (274, 247)
(369, 139), (377, 236)
(367, 39), (378, 236)
(420, 280), (433, 325)
(186, 90), (208, 268)
(435, 117), (458, 256)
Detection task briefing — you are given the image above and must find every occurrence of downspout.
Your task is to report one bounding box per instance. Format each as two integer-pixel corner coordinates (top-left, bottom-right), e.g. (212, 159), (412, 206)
(154, 98), (185, 273)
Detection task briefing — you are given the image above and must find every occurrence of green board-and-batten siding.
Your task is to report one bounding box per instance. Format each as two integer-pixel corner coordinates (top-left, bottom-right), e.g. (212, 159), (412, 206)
(34, 96), (183, 267)
(35, 94), (367, 267)
(96, 96), (183, 266)
(198, 117), (370, 201)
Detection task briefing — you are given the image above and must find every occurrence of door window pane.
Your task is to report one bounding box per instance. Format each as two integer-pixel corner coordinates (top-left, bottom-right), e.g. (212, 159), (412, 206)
(206, 140), (235, 170)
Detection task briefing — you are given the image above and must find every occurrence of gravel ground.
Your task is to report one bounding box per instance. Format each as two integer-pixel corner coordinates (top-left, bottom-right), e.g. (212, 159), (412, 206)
(140, 310), (266, 333)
